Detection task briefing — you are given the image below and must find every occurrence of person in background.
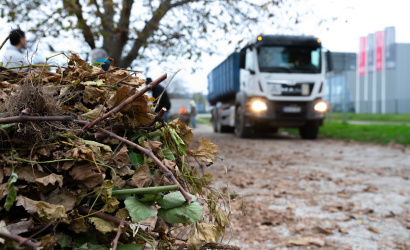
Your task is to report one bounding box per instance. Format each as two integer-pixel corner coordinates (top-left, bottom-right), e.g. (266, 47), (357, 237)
(190, 100), (197, 128)
(179, 106), (187, 115)
(146, 77), (171, 122)
(90, 48), (110, 71)
(2, 29), (28, 68)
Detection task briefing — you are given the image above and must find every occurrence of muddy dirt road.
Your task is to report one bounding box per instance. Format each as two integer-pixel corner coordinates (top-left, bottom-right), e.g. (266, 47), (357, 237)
(193, 124), (410, 249)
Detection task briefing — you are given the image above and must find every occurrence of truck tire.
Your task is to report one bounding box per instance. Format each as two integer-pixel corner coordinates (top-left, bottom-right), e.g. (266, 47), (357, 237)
(235, 106), (251, 138)
(299, 123), (319, 140)
(216, 116), (232, 133)
(212, 115), (218, 132)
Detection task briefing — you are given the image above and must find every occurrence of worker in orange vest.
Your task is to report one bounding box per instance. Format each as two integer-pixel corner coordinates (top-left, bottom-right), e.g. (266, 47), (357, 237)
(179, 106), (187, 114)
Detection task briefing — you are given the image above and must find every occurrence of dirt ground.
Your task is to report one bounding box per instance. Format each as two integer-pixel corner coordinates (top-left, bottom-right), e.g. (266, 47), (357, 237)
(193, 124), (410, 249)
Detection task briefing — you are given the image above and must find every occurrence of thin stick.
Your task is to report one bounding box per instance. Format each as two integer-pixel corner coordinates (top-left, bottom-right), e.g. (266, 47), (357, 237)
(6, 64), (58, 70)
(0, 115), (73, 124)
(0, 34), (10, 52)
(96, 126), (192, 203)
(78, 206), (130, 227)
(112, 218), (125, 250)
(81, 73), (167, 131)
(0, 231), (39, 250)
(147, 107), (167, 128)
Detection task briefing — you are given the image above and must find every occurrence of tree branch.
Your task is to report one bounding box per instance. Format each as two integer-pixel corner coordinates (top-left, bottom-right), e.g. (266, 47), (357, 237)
(0, 231), (40, 250)
(112, 218), (125, 250)
(0, 115), (73, 124)
(62, 0), (96, 49)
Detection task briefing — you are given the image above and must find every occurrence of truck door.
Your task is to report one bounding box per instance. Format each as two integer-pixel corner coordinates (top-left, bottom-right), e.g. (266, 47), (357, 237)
(240, 47), (256, 93)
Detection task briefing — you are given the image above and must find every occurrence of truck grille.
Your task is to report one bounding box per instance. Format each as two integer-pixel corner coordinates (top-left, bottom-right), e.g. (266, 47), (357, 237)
(270, 82), (314, 96)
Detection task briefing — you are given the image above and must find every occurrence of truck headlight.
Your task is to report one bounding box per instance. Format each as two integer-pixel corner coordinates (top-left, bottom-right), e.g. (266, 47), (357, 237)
(314, 101), (327, 112)
(251, 100), (267, 112)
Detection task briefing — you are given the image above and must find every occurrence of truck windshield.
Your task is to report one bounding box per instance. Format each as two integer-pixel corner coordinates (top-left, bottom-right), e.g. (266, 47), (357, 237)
(257, 46), (321, 73)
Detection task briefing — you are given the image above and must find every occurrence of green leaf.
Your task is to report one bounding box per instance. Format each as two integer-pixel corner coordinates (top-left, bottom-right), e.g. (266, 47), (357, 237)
(158, 201), (203, 224)
(117, 244), (144, 250)
(0, 123), (15, 130)
(128, 152), (144, 168)
(139, 193), (164, 204)
(157, 191), (197, 209)
(124, 197), (156, 222)
(57, 233), (72, 248)
(168, 127), (187, 155)
(161, 148), (175, 160)
(4, 172), (18, 211)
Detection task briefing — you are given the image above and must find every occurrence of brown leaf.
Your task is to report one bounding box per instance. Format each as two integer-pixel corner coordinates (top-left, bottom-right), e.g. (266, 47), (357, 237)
(131, 165), (152, 188)
(107, 85), (133, 109)
(40, 235), (59, 249)
(111, 145), (130, 169)
(68, 216), (88, 233)
(148, 141), (163, 154)
(288, 237), (325, 247)
(35, 173), (63, 192)
(315, 226), (333, 235)
(6, 220), (34, 235)
(83, 86), (106, 105)
(0, 184), (8, 200)
(69, 51), (90, 71)
(187, 223), (220, 250)
(162, 159), (176, 172)
(16, 195), (39, 214)
(36, 202), (67, 221)
(46, 188), (77, 212)
(193, 137), (218, 166)
(366, 226), (381, 234)
(77, 105), (106, 121)
(70, 163), (104, 189)
(67, 147), (93, 162)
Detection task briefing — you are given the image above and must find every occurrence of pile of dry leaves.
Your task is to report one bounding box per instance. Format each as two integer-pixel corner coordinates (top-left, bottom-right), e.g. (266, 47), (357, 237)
(0, 52), (233, 250)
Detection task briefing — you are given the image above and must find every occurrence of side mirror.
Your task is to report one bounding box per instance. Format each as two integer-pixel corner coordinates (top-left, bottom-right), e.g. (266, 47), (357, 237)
(239, 50), (246, 69)
(249, 69), (255, 75)
(326, 51), (333, 72)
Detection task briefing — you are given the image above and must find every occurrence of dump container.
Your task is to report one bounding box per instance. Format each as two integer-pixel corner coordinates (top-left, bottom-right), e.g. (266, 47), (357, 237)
(207, 53), (240, 105)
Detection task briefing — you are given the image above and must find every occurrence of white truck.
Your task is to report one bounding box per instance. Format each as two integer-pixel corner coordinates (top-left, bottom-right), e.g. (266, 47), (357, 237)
(207, 35), (333, 139)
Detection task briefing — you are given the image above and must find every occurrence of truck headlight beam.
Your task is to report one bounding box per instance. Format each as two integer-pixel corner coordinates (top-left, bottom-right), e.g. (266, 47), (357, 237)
(314, 101), (327, 112)
(251, 100), (267, 112)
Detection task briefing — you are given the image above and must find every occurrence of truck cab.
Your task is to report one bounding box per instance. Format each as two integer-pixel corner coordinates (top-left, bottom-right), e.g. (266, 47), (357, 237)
(208, 35), (332, 139)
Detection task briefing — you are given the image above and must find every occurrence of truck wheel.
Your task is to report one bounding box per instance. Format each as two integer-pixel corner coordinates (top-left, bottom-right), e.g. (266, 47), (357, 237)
(235, 106), (251, 138)
(212, 115), (218, 133)
(299, 123), (319, 140)
(216, 116), (233, 133)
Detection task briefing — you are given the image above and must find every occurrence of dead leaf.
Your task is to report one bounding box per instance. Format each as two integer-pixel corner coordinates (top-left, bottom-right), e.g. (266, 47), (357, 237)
(187, 223), (220, 250)
(46, 188), (77, 212)
(366, 226), (381, 234)
(115, 208), (130, 219)
(70, 163), (104, 189)
(35, 173), (63, 192)
(36, 202), (67, 221)
(88, 217), (117, 235)
(131, 165), (152, 188)
(77, 105), (106, 121)
(6, 220), (34, 235)
(0, 184), (8, 200)
(83, 86), (106, 105)
(16, 196), (39, 214)
(288, 237), (325, 247)
(192, 137), (218, 166)
(315, 226), (333, 235)
(40, 235), (59, 249)
(111, 145), (130, 170)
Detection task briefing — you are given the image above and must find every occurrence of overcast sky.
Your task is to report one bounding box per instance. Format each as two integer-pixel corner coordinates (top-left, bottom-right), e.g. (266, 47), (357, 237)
(1, 0), (409, 93)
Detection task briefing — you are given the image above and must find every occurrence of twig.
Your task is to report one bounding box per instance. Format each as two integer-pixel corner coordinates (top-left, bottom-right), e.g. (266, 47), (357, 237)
(0, 115), (73, 124)
(147, 107), (167, 129)
(112, 218), (125, 250)
(80, 73), (167, 131)
(78, 206), (130, 227)
(23, 222), (53, 246)
(94, 126), (192, 203)
(6, 64), (58, 70)
(200, 242), (241, 250)
(0, 231), (40, 250)
(0, 34), (10, 52)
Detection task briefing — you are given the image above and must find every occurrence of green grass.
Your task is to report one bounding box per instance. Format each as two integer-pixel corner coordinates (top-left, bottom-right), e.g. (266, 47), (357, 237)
(282, 121), (410, 145)
(329, 113), (410, 123)
(196, 116), (212, 126)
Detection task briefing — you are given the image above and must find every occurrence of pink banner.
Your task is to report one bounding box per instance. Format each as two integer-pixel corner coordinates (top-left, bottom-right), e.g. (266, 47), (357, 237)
(358, 37), (367, 75)
(376, 31), (384, 71)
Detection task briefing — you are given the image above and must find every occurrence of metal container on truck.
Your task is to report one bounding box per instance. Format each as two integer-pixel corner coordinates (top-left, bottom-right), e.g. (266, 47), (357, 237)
(208, 35), (333, 139)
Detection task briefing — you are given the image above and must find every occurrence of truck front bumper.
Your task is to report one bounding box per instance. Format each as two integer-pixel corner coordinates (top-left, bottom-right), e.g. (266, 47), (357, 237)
(244, 99), (326, 128)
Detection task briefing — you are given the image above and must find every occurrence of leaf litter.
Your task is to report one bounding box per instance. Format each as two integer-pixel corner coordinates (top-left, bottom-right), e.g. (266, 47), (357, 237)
(0, 52), (233, 249)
